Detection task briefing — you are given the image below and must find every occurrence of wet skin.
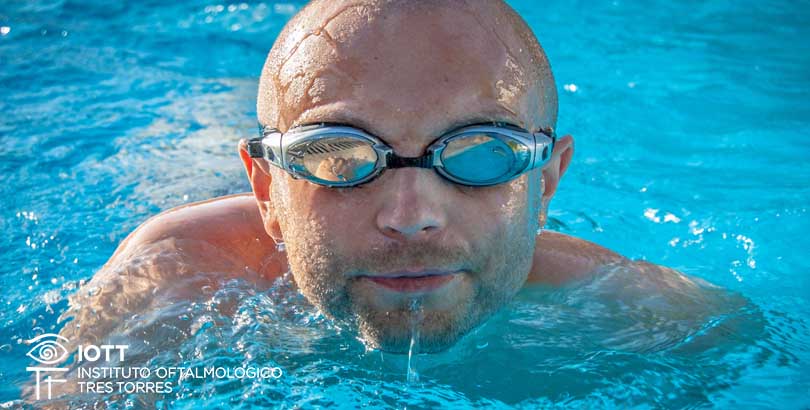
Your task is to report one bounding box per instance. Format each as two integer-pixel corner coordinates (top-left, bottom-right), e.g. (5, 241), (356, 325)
(246, 0), (575, 352)
(57, 0), (707, 354)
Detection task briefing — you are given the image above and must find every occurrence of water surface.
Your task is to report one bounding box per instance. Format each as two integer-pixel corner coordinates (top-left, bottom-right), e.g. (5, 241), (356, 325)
(1, 0), (808, 408)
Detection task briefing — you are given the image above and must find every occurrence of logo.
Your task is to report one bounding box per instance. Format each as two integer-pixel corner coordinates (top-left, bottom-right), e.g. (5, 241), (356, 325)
(23, 331), (283, 400)
(25, 333), (70, 400)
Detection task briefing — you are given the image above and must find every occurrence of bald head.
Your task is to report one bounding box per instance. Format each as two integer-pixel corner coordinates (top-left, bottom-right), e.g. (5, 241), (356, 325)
(258, 0), (556, 138)
(245, 1), (571, 354)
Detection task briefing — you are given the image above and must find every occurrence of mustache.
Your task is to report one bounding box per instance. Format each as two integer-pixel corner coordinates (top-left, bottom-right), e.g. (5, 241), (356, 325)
(347, 240), (475, 275)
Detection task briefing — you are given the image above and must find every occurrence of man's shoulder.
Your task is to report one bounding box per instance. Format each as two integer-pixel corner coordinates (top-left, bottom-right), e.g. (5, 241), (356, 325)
(528, 231), (629, 285)
(111, 193), (277, 275)
(57, 195), (275, 349)
(528, 232), (710, 293)
(124, 194), (261, 247)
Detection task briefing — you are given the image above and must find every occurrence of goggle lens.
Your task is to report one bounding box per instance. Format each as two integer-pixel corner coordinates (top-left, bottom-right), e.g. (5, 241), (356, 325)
(287, 136), (379, 184)
(441, 133), (531, 184)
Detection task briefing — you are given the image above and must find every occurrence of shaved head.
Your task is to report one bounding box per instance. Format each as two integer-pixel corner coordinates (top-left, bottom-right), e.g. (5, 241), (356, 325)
(245, 0), (572, 353)
(257, 0), (557, 132)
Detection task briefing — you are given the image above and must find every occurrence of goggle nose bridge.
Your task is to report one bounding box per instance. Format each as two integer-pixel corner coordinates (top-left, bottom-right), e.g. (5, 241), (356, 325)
(384, 152), (435, 169)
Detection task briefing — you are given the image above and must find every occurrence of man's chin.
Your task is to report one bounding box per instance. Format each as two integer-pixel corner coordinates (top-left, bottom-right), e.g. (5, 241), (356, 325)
(353, 307), (474, 354)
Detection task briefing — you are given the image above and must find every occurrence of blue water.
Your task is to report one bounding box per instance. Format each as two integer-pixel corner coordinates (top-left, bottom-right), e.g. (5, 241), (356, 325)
(1, 0), (809, 408)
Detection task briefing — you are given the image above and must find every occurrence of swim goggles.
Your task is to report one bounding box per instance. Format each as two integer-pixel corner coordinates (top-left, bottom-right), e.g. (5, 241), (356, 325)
(246, 122), (556, 188)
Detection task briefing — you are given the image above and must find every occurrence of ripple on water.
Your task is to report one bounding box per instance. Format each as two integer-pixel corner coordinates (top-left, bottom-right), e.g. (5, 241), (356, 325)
(28, 264), (781, 408)
(2, 0), (809, 407)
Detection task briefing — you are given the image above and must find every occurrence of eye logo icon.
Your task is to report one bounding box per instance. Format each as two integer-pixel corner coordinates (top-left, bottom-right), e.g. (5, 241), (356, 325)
(26, 333), (69, 365)
(25, 333), (70, 400)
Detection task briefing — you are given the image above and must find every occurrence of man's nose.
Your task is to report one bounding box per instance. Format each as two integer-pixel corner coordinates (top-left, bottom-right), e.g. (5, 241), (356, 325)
(375, 168), (448, 241)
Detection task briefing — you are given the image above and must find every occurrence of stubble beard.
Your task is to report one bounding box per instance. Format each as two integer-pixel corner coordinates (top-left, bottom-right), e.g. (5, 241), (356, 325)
(282, 215), (536, 354)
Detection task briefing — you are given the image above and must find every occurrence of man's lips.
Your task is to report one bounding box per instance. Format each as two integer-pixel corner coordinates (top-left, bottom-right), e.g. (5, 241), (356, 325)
(359, 270), (460, 293)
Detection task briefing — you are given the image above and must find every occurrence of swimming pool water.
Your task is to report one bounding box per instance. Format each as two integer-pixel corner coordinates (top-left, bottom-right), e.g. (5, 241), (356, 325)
(1, 0), (809, 408)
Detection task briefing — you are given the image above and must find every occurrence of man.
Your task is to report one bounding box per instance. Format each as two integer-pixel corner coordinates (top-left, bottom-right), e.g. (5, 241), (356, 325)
(59, 0), (707, 355)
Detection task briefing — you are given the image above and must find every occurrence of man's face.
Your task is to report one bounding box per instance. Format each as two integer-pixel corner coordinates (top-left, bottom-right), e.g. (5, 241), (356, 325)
(254, 4), (553, 353)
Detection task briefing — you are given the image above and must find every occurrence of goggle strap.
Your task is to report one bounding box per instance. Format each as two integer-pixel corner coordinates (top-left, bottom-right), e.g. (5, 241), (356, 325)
(386, 152), (433, 169)
(246, 139), (265, 158)
(250, 124), (281, 159)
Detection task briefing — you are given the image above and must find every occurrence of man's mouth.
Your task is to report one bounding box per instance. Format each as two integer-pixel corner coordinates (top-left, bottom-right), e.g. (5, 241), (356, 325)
(359, 270), (460, 293)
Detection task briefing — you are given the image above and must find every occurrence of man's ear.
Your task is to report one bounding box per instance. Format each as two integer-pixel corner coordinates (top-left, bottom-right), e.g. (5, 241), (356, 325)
(540, 134), (574, 205)
(238, 140), (283, 242)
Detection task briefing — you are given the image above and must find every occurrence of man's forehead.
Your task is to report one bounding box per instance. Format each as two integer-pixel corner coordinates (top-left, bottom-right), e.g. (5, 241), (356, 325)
(260, 0), (556, 136)
(289, 102), (525, 142)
